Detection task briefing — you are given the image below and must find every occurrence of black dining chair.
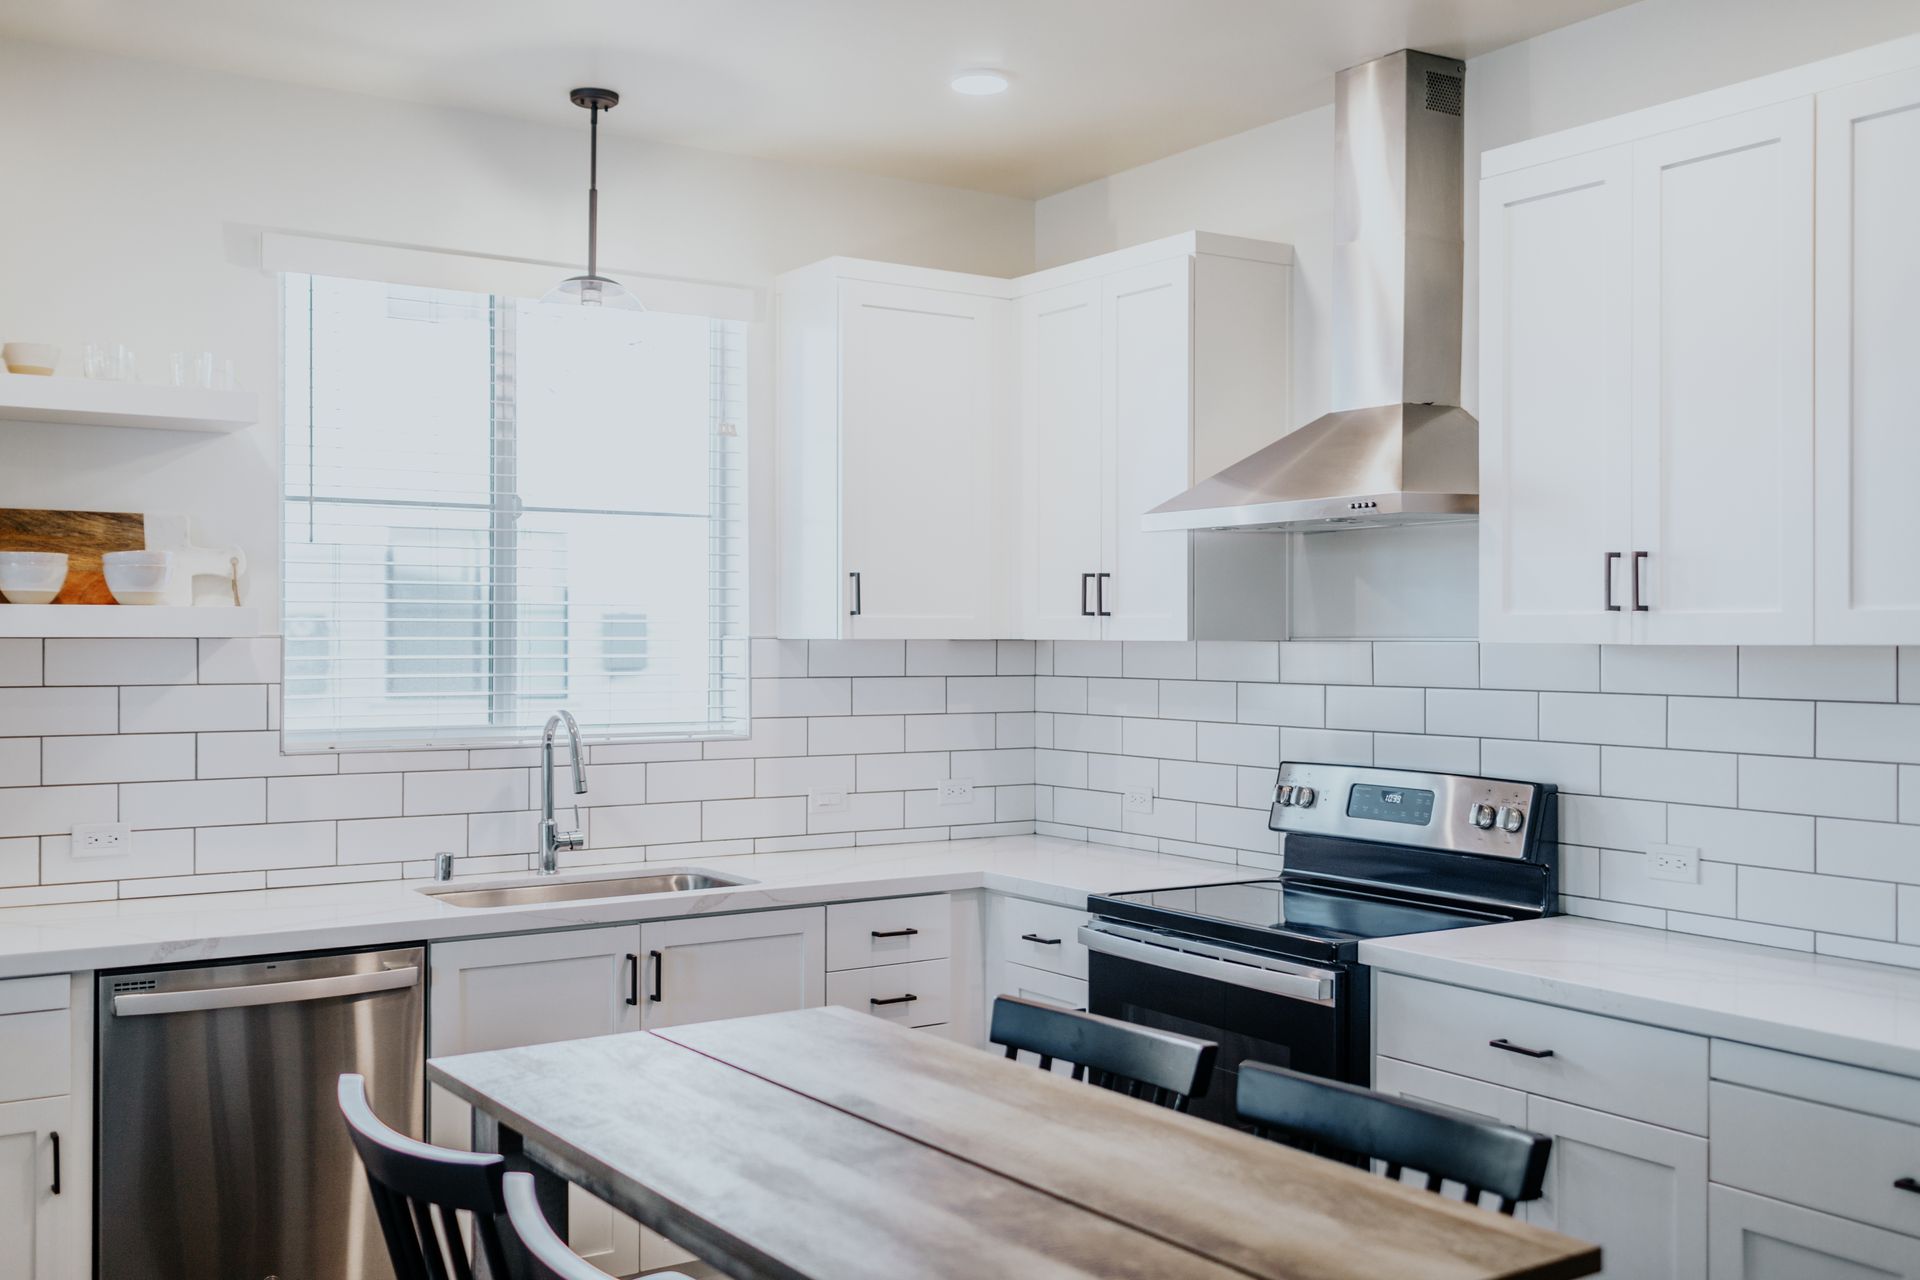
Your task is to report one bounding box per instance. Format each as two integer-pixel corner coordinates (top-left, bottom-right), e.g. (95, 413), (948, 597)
(989, 995), (1217, 1111)
(1235, 1061), (1553, 1215)
(503, 1171), (695, 1280)
(337, 1072), (514, 1280)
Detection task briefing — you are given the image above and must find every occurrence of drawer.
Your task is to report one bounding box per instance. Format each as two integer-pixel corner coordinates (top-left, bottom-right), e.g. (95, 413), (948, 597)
(1374, 1057), (1530, 1128)
(1709, 1185), (1920, 1280)
(0, 1008), (72, 1103)
(1711, 1081), (1920, 1239)
(0, 974), (67, 1017)
(995, 896), (1089, 979)
(1374, 974), (1708, 1133)
(827, 958), (951, 1028)
(826, 895), (950, 971)
(994, 961), (1087, 1013)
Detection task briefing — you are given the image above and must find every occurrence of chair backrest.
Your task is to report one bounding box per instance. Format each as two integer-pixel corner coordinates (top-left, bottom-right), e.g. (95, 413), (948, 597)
(337, 1073), (513, 1280)
(1235, 1061), (1553, 1215)
(989, 996), (1217, 1111)
(503, 1173), (605, 1280)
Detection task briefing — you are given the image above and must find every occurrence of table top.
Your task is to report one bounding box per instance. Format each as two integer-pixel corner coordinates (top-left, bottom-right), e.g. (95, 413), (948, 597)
(429, 1007), (1601, 1280)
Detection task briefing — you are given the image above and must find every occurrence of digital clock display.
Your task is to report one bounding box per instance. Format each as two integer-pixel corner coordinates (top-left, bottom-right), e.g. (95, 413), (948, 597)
(1346, 784), (1435, 826)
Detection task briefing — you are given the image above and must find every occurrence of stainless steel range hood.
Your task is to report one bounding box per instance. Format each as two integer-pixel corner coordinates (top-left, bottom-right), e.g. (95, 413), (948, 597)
(1145, 49), (1477, 534)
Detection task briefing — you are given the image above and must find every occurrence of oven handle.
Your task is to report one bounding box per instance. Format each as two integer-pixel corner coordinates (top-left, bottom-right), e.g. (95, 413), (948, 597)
(1078, 926), (1335, 1005)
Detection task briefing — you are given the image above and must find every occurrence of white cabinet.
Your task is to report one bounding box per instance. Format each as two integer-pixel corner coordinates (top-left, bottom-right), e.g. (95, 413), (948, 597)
(1526, 1095), (1708, 1279)
(637, 906), (826, 1029)
(775, 264), (1007, 639)
(1018, 279), (1105, 641)
(0, 1097), (74, 1280)
(0, 976), (85, 1280)
(1710, 1185), (1920, 1280)
(1814, 67), (1920, 642)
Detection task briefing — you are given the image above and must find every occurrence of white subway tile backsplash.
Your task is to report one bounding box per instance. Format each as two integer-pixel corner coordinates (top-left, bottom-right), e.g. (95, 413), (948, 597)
(811, 790), (906, 834)
(589, 802), (703, 848)
(45, 638), (197, 685)
(338, 815), (465, 864)
(121, 684), (265, 733)
(1815, 933), (1920, 971)
(270, 773), (403, 822)
(1427, 689), (1535, 740)
(1324, 686), (1424, 734)
(579, 743), (699, 765)
(1086, 752), (1159, 795)
(1054, 641), (1122, 677)
(1372, 642), (1478, 689)
(1667, 911), (1814, 952)
(646, 759), (754, 803)
(947, 676), (1033, 713)
(995, 785), (1037, 822)
(1158, 680), (1236, 724)
(1122, 642), (1197, 680)
(1816, 702), (1920, 764)
(996, 713), (1037, 749)
(198, 636), (281, 683)
(1278, 728), (1372, 766)
(1280, 642), (1370, 685)
(125, 778), (265, 828)
(1562, 895), (1666, 928)
(196, 822), (334, 873)
(902, 640), (995, 676)
(467, 810), (538, 856)
(1197, 722), (1279, 767)
(1480, 644), (1598, 692)
(1124, 796), (1196, 841)
(1739, 866), (1897, 939)
(1123, 717), (1195, 761)
(0, 686), (117, 735)
(1538, 692), (1664, 747)
(702, 718), (808, 760)
(1054, 714), (1123, 754)
(1194, 803), (1279, 855)
(845, 677), (941, 715)
(401, 769), (526, 817)
(1157, 760), (1238, 807)
(1035, 676), (1087, 714)
(1816, 818), (1920, 884)
(1669, 697), (1812, 756)
(997, 641), (1037, 676)
(905, 713), (996, 752)
(1600, 847), (1737, 915)
(196, 730), (337, 779)
(808, 640), (904, 678)
(704, 796), (807, 840)
(0, 741), (34, 788)
(1903, 647), (1920, 704)
(340, 749), (469, 774)
(44, 827), (195, 883)
(1903, 886), (1920, 944)
(757, 676), (855, 717)
(809, 715), (904, 756)
(1602, 746), (1737, 806)
(1087, 678), (1159, 718)
(751, 638), (809, 678)
(1196, 641), (1279, 683)
(0, 638), (41, 685)
(1601, 645), (1738, 696)
(581, 762), (649, 806)
(1034, 750), (1088, 788)
(1053, 787), (1123, 830)
(1237, 682), (1323, 727)
(120, 870), (264, 898)
(1560, 845), (1601, 897)
(755, 755), (854, 798)
(1561, 793), (1665, 851)
(1667, 805), (1814, 871)
(1237, 766), (1279, 809)
(1741, 646), (1896, 702)
(0, 837), (36, 887)
(1373, 733), (1479, 774)
(1739, 755), (1896, 821)
(43, 733), (195, 784)
(0, 784), (117, 837)
(1480, 739), (1598, 794)
(951, 749), (1032, 787)
(857, 752), (950, 792)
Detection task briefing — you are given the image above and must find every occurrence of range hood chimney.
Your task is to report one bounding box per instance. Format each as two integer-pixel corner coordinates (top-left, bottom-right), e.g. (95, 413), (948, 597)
(1145, 49), (1477, 534)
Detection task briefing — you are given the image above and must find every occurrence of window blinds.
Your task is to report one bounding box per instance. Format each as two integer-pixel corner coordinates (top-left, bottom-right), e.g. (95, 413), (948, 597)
(281, 273), (748, 751)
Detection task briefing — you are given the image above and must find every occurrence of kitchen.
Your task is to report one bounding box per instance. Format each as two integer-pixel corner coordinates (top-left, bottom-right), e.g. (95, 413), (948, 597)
(1, 0), (1918, 1277)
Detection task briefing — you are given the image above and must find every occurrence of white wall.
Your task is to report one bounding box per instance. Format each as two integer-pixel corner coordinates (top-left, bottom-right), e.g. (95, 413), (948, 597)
(0, 39), (1035, 628)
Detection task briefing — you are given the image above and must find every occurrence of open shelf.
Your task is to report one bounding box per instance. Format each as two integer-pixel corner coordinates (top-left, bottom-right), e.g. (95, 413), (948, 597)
(0, 606), (261, 638)
(0, 376), (256, 433)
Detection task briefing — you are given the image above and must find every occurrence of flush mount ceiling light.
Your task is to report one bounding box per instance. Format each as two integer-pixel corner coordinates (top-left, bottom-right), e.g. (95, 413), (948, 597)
(950, 69), (1010, 96)
(543, 87), (643, 311)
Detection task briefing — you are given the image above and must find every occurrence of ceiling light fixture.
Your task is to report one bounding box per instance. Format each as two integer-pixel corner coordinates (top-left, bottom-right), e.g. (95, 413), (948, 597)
(543, 87), (643, 310)
(950, 69), (1010, 96)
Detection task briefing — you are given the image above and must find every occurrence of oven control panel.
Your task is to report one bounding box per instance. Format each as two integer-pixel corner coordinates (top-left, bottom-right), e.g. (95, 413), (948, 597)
(1271, 762), (1547, 859)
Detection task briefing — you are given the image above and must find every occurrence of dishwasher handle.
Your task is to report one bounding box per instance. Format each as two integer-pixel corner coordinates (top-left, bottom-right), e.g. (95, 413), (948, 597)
(111, 965), (420, 1017)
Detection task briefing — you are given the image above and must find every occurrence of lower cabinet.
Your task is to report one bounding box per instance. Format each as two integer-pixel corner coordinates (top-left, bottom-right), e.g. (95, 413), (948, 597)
(1524, 1095), (1708, 1279)
(429, 907), (827, 1275)
(0, 975), (84, 1280)
(1709, 1185), (1920, 1280)
(0, 1096), (77, 1280)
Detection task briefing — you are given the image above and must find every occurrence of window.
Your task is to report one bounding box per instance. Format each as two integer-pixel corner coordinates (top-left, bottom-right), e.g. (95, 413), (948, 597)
(281, 273), (748, 750)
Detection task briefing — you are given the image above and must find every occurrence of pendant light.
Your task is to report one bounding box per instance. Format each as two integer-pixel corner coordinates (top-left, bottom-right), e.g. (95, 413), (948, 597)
(543, 87), (643, 310)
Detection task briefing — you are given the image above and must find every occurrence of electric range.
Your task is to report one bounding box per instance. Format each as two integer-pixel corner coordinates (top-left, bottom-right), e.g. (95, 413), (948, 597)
(1082, 761), (1558, 1125)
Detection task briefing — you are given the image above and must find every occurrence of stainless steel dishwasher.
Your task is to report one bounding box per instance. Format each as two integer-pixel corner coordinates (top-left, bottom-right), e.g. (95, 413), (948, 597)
(96, 946), (425, 1280)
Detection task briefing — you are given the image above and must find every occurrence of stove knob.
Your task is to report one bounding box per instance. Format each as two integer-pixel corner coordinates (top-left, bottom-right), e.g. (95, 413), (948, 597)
(1293, 786), (1317, 809)
(1468, 802), (1497, 830)
(1274, 783), (1295, 807)
(1498, 806), (1526, 833)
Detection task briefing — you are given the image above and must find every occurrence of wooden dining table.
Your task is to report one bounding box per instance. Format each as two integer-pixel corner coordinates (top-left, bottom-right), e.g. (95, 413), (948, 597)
(428, 1005), (1601, 1280)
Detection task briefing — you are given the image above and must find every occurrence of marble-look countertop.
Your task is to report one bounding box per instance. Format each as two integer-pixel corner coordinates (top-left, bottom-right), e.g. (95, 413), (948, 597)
(1360, 916), (1920, 1079)
(0, 835), (1265, 980)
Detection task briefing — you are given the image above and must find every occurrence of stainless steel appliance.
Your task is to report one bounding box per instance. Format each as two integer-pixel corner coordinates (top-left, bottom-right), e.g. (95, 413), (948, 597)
(1083, 763), (1555, 1126)
(96, 947), (425, 1280)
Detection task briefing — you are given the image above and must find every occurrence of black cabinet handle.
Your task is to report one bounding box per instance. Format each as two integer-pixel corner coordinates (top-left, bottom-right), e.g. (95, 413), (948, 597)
(1489, 1038), (1554, 1059)
(1604, 551), (1621, 611)
(50, 1131), (60, 1195)
(848, 571), (862, 617)
(1632, 550), (1649, 611)
(869, 994), (917, 1007)
(1080, 573), (1095, 617)
(1095, 572), (1111, 617)
(624, 953), (638, 1006)
(1020, 933), (1062, 945)
(1895, 1176), (1920, 1194)
(870, 927), (919, 939)
(648, 950), (663, 1003)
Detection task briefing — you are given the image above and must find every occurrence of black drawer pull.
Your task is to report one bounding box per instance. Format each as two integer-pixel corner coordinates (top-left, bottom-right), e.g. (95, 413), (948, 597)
(649, 950), (663, 1003)
(624, 953), (638, 1006)
(50, 1131), (60, 1195)
(1020, 933), (1062, 945)
(870, 927), (919, 939)
(1895, 1177), (1920, 1195)
(1489, 1038), (1554, 1059)
(870, 994), (918, 1007)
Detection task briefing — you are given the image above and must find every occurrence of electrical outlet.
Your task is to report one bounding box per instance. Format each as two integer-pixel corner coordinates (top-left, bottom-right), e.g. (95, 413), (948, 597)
(71, 823), (132, 857)
(1647, 843), (1699, 884)
(807, 788), (849, 814)
(937, 780), (974, 806)
(1123, 788), (1154, 814)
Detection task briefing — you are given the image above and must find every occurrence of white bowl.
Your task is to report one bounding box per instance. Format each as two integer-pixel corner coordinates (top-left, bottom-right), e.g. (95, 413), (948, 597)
(0, 551), (69, 604)
(1, 343), (58, 376)
(103, 551), (173, 606)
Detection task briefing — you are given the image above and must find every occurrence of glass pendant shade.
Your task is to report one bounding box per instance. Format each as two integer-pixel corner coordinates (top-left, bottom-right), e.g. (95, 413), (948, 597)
(543, 273), (643, 310)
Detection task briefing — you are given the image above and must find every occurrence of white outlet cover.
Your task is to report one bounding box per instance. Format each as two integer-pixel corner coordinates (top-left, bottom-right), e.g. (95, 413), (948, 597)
(1646, 842), (1700, 884)
(807, 788), (849, 814)
(937, 780), (974, 805)
(1123, 788), (1154, 814)
(71, 823), (132, 857)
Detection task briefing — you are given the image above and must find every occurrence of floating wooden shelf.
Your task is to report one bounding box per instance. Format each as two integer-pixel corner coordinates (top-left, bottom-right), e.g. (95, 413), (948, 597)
(0, 376), (256, 433)
(0, 605), (261, 638)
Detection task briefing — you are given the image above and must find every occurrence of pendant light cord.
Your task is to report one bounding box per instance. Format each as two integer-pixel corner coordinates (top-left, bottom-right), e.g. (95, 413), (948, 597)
(587, 103), (600, 279)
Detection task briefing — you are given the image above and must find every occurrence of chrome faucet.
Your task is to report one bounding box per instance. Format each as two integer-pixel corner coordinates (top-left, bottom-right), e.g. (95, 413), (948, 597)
(538, 710), (587, 874)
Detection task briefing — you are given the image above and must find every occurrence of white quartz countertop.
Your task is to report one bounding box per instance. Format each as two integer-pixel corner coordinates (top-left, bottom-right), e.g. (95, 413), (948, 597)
(1360, 916), (1920, 1079)
(0, 835), (1264, 980)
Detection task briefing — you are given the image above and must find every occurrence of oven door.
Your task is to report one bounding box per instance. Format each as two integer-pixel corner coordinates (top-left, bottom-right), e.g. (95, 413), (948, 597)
(1080, 923), (1357, 1127)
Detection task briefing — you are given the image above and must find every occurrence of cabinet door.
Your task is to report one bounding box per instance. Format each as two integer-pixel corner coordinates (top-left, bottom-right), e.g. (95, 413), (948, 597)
(839, 281), (1001, 639)
(637, 906), (826, 1030)
(1479, 149), (1635, 643)
(1525, 1095), (1707, 1278)
(0, 1096), (77, 1280)
(1101, 257), (1193, 641)
(1019, 281), (1104, 640)
(1815, 67), (1920, 642)
(1709, 1184), (1920, 1280)
(1630, 100), (1815, 644)
(428, 926), (643, 1275)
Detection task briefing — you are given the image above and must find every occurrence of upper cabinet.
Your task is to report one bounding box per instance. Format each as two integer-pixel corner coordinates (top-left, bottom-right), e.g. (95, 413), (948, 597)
(1480, 35), (1920, 645)
(776, 233), (1292, 642)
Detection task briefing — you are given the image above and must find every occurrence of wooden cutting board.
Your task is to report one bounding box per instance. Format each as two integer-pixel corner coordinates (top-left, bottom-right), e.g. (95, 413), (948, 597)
(0, 509), (145, 604)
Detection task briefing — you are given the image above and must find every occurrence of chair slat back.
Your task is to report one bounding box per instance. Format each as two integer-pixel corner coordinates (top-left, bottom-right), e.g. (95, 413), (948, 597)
(1235, 1062), (1553, 1215)
(989, 996), (1216, 1111)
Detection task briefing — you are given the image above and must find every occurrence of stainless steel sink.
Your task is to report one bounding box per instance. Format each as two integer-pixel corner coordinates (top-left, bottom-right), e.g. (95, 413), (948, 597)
(421, 869), (753, 909)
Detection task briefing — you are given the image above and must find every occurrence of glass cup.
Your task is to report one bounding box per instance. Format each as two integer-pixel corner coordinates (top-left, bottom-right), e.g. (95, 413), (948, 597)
(84, 343), (135, 381)
(170, 351), (215, 389)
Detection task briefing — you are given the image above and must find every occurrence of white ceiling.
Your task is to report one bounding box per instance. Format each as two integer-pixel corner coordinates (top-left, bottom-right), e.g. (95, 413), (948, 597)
(0, 0), (1638, 197)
